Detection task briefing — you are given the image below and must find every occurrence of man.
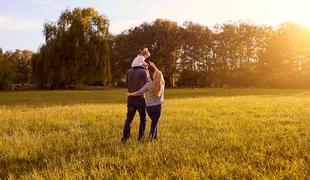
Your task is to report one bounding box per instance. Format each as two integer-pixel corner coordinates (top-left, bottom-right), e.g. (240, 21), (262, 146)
(121, 63), (150, 143)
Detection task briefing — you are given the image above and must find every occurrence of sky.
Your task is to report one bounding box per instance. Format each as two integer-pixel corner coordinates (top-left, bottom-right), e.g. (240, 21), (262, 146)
(1, 0), (310, 52)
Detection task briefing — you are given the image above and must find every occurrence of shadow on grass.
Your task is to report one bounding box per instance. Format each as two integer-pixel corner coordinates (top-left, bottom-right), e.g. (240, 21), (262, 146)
(0, 157), (47, 179)
(0, 136), (127, 179)
(0, 88), (309, 107)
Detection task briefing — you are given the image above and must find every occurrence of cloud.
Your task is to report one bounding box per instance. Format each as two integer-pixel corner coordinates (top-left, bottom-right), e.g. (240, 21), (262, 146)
(108, 5), (179, 34)
(110, 19), (154, 34)
(123, 6), (147, 12)
(32, 0), (51, 5)
(0, 15), (42, 31)
(109, 0), (310, 34)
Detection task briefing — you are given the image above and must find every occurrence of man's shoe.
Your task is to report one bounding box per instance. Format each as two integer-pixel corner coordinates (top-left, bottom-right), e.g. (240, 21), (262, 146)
(137, 136), (145, 142)
(121, 137), (128, 144)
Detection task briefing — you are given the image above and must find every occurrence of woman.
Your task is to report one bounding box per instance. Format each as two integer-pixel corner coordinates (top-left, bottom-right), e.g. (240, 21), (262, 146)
(127, 62), (165, 141)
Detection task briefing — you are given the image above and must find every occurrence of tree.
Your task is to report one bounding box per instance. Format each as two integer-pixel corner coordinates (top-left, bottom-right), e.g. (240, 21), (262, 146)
(33, 7), (111, 89)
(258, 23), (307, 88)
(178, 22), (213, 87)
(12, 50), (33, 85)
(0, 51), (16, 90)
(212, 22), (271, 87)
(109, 19), (180, 86)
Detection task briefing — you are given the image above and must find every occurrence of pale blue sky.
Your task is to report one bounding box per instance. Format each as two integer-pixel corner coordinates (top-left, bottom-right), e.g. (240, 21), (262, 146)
(1, 0), (310, 51)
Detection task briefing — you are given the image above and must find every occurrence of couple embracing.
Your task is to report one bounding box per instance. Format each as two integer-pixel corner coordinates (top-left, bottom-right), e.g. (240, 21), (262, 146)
(121, 48), (165, 143)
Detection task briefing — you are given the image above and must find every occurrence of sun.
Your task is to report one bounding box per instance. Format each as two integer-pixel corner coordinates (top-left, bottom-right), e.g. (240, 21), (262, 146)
(295, 2), (310, 26)
(273, 0), (310, 27)
(300, 17), (310, 27)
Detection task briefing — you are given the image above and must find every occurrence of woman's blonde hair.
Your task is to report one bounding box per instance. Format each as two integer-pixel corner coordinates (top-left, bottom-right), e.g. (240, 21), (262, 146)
(140, 48), (150, 57)
(153, 70), (164, 97)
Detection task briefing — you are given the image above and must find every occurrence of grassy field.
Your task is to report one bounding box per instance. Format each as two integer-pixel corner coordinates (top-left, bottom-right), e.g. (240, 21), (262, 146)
(0, 89), (309, 179)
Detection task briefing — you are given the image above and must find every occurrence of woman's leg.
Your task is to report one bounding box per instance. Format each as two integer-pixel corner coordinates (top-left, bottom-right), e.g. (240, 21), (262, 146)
(147, 104), (162, 140)
(154, 124), (158, 139)
(149, 112), (159, 139)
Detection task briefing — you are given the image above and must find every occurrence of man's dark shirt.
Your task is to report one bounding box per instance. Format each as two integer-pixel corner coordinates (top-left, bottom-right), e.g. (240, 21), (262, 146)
(126, 67), (149, 94)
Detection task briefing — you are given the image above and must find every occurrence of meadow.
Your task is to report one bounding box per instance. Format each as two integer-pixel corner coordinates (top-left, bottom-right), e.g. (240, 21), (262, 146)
(0, 89), (309, 179)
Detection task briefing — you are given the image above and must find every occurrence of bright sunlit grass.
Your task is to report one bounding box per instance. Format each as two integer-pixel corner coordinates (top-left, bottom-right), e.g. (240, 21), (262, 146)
(0, 89), (309, 178)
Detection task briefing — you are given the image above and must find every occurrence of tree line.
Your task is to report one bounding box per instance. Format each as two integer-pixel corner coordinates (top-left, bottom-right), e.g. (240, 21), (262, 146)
(1, 7), (310, 90)
(111, 20), (310, 88)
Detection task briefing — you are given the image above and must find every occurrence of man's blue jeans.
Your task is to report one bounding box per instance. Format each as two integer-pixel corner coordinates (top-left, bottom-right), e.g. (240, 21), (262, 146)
(122, 96), (146, 140)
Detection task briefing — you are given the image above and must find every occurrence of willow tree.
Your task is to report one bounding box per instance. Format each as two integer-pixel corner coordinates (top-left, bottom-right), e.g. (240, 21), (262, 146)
(33, 7), (111, 89)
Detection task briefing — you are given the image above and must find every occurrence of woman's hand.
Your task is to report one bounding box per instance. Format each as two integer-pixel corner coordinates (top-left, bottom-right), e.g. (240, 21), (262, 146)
(150, 62), (155, 67)
(150, 62), (158, 71)
(127, 92), (137, 96)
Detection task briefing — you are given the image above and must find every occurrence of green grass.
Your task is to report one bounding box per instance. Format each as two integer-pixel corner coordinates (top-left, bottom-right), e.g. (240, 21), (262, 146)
(0, 89), (309, 179)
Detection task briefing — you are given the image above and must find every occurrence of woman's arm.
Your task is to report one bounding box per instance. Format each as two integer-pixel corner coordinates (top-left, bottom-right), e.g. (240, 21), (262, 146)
(127, 92), (139, 96)
(150, 62), (159, 71)
(127, 83), (149, 96)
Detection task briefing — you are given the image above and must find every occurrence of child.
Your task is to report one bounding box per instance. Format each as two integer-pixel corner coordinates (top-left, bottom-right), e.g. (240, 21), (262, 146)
(131, 48), (151, 68)
(127, 62), (165, 141)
